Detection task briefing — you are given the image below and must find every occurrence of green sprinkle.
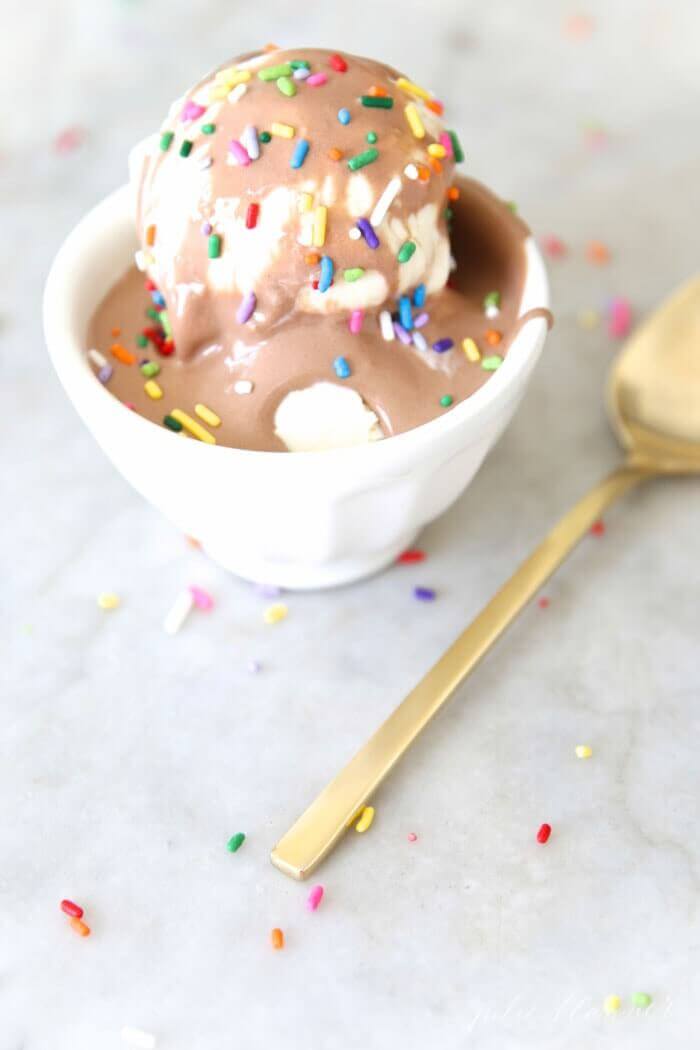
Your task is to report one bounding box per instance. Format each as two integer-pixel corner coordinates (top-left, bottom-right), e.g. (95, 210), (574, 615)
(159, 130), (174, 151)
(163, 414), (183, 432)
(159, 310), (172, 339)
(201, 123), (216, 134)
(483, 290), (501, 308)
(397, 240), (417, 263)
(259, 130), (271, 143)
(179, 139), (193, 158)
(440, 395), (454, 407)
(146, 307), (161, 322)
(136, 334), (148, 348)
(481, 354), (503, 371)
(444, 207), (454, 221)
(140, 361), (160, 378)
(507, 200), (518, 213)
(347, 147), (379, 171)
(208, 233), (222, 259)
(344, 267), (365, 282)
(366, 131), (378, 143)
(361, 95), (394, 109)
(630, 993), (652, 1009)
(276, 75), (296, 97)
(258, 63), (293, 81)
(448, 129), (464, 163)
(227, 832), (246, 853)
(290, 60), (310, 70)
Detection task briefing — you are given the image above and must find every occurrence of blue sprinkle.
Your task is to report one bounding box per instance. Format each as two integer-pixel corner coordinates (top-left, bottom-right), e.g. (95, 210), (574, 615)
(414, 587), (436, 602)
(290, 138), (310, 169)
(337, 108), (351, 125)
(333, 356), (351, 379)
(432, 338), (454, 353)
(413, 283), (426, 308)
(398, 296), (413, 332)
(151, 291), (166, 307)
(319, 255), (334, 293)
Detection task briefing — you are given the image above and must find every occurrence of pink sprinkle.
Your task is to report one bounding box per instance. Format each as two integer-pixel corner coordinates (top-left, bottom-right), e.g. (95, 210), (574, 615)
(439, 131), (453, 158)
(414, 312), (429, 328)
(229, 140), (251, 166)
(407, 832), (418, 842)
(538, 596), (550, 609)
(349, 309), (364, 334)
(608, 297), (632, 339)
(306, 72), (328, 87)
(53, 126), (84, 154)
(541, 235), (567, 258)
(393, 322), (412, 345)
(307, 884), (324, 911)
(181, 100), (206, 122)
(201, 221), (212, 235)
(189, 585), (214, 611)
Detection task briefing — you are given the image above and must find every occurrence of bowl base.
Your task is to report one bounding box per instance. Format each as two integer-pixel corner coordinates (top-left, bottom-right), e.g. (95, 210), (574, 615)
(202, 530), (420, 590)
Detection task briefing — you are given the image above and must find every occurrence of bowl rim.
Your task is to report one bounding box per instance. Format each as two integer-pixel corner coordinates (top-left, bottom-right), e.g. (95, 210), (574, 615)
(43, 183), (550, 465)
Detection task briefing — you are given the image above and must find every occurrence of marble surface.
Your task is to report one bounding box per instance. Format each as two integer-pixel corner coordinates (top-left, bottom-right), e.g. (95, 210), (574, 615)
(4, 1), (700, 1046)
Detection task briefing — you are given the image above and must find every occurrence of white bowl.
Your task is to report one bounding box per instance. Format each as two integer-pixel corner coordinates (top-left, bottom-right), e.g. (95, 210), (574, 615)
(44, 185), (549, 590)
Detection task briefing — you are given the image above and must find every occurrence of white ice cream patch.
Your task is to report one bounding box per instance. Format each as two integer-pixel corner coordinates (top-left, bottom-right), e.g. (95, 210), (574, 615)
(274, 382), (383, 452)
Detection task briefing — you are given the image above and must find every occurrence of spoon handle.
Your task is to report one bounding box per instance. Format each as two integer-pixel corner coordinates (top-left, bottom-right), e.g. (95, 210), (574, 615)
(271, 463), (652, 879)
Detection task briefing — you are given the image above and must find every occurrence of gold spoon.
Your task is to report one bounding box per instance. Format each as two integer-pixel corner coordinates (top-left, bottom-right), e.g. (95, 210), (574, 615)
(271, 277), (700, 880)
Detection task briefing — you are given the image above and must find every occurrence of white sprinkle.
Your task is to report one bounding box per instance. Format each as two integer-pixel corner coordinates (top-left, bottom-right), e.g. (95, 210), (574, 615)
(293, 67), (311, 81)
(134, 250), (148, 272)
(88, 348), (107, 369)
(379, 310), (395, 342)
(197, 156), (213, 170)
(485, 304), (500, 319)
(412, 331), (428, 352)
(121, 1028), (156, 1050)
(348, 227), (362, 240)
(241, 124), (259, 160)
(228, 83), (247, 103)
(234, 380), (254, 395)
(370, 176), (402, 228)
(403, 163), (419, 180)
(449, 254), (457, 271)
(163, 590), (194, 635)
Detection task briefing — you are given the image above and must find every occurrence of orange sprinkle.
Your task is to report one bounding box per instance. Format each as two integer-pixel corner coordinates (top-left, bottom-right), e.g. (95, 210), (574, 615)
(417, 164), (431, 182)
(485, 329), (503, 346)
(586, 240), (611, 265)
(426, 98), (444, 115)
(146, 224), (156, 246)
(111, 344), (136, 365)
(328, 147), (344, 161)
(69, 917), (91, 937)
(428, 156), (443, 174)
(111, 326), (121, 338)
(185, 535), (201, 549)
(263, 42), (279, 52)
(305, 252), (320, 265)
(367, 84), (388, 97)
(271, 927), (284, 950)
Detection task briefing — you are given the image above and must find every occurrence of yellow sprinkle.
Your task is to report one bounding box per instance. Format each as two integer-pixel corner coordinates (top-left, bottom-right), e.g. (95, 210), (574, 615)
(603, 995), (621, 1015)
(97, 592), (120, 611)
(354, 806), (375, 833)
(194, 403), (221, 427)
(298, 192), (313, 213)
(170, 409), (216, 445)
(427, 143), (447, 158)
(575, 744), (593, 759)
(263, 602), (288, 625)
(208, 84), (230, 101)
(270, 122), (295, 138)
(462, 337), (481, 362)
(144, 380), (163, 400)
(312, 205), (328, 247)
(404, 102), (425, 140)
(396, 76), (432, 101)
(215, 67), (251, 88)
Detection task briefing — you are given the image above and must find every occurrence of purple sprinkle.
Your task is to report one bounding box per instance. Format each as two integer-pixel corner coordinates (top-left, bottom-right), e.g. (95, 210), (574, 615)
(414, 587), (436, 602)
(356, 218), (380, 249)
(229, 139), (251, 166)
(393, 322), (412, 345)
(97, 364), (113, 384)
(181, 100), (206, 122)
(432, 338), (454, 353)
(236, 291), (257, 324)
(255, 582), (282, 598)
(414, 312), (429, 328)
(247, 659), (261, 674)
(201, 221), (212, 235)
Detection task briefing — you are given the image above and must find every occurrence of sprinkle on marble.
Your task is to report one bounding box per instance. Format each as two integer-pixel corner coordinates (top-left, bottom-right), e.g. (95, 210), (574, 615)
(69, 916), (90, 937)
(163, 590), (194, 635)
(541, 234), (567, 258)
(414, 586), (436, 601)
(271, 927), (285, 950)
(354, 806), (375, 833)
(590, 519), (606, 536)
(631, 992), (653, 1009)
(407, 832), (418, 842)
(586, 240), (611, 265)
(53, 126), (85, 153)
(227, 832), (246, 853)
(248, 659), (261, 674)
(536, 823), (552, 844)
(397, 549), (426, 564)
(263, 602), (288, 625)
(189, 585), (214, 610)
(61, 899), (84, 918)
(608, 297), (632, 339)
(307, 885), (325, 911)
(537, 596), (550, 609)
(97, 592), (120, 611)
(603, 995), (621, 1015)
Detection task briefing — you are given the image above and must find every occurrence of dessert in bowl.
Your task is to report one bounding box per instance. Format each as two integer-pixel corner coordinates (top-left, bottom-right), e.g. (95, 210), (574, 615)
(44, 47), (550, 588)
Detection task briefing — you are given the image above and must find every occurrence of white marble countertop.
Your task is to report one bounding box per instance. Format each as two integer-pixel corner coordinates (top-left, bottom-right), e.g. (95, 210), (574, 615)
(4, 2), (700, 1047)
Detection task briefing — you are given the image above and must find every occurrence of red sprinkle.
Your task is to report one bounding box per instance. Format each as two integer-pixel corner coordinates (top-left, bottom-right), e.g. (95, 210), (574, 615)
(537, 596), (550, 609)
(537, 823), (552, 844)
(329, 53), (348, 72)
(397, 549), (427, 564)
(60, 899), (84, 919)
(541, 235), (567, 258)
(159, 340), (175, 357)
(590, 519), (606, 536)
(246, 202), (260, 229)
